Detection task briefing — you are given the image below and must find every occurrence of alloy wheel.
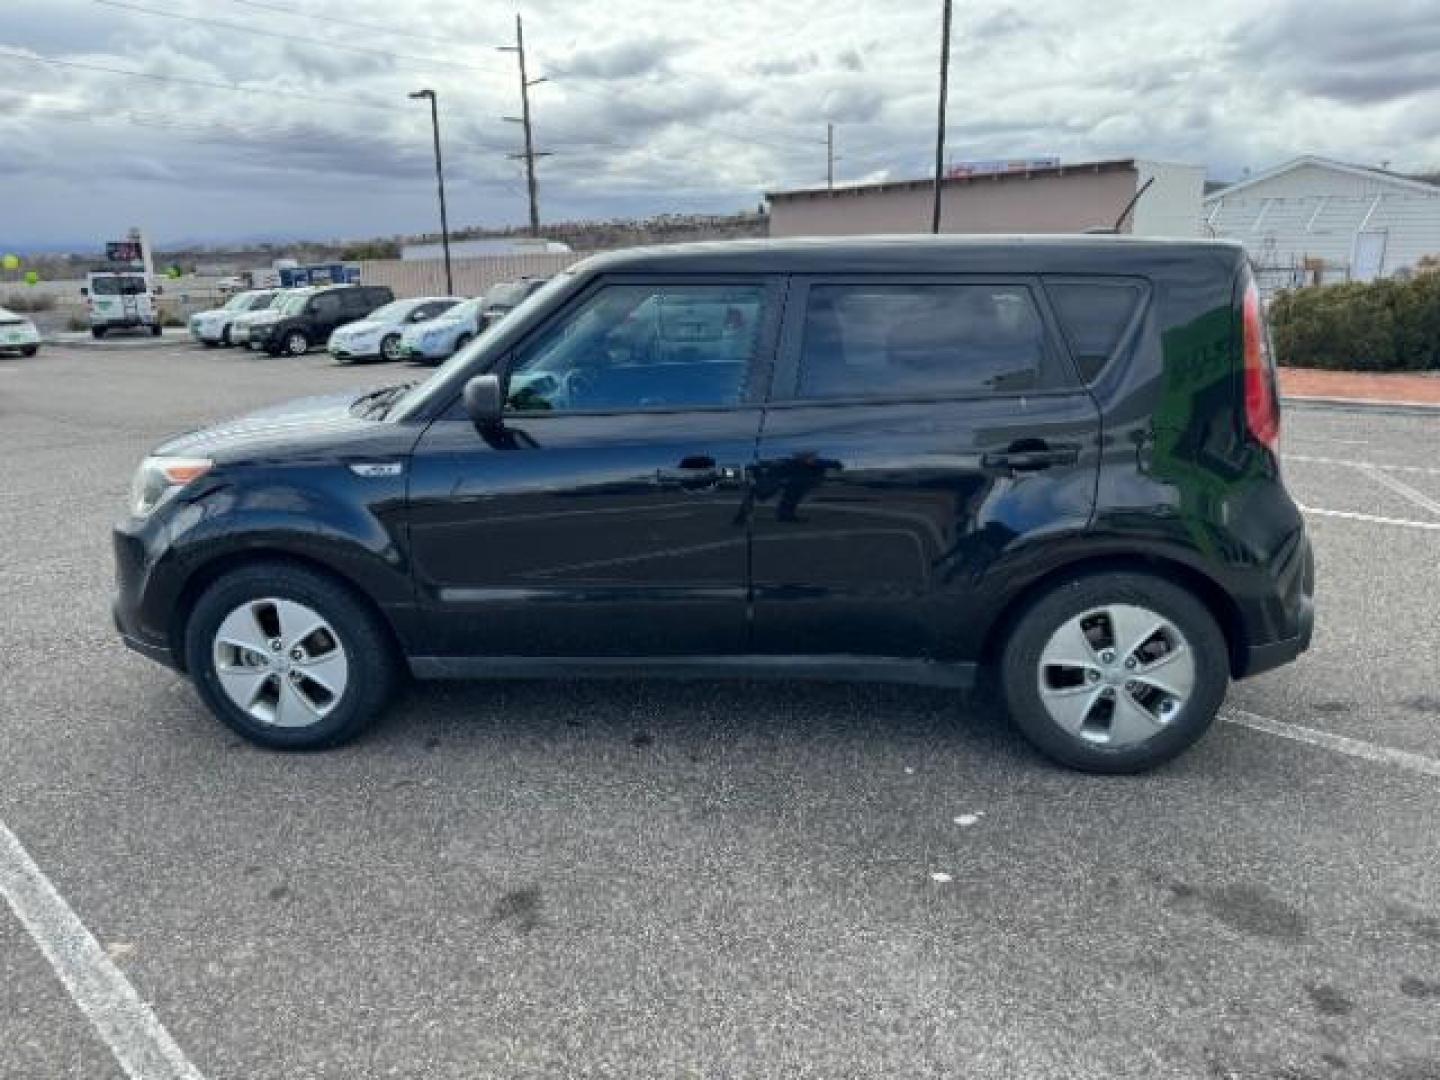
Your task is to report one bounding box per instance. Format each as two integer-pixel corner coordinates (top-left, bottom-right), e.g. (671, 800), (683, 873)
(1036, 603), (1196, 747)
(212, 598), (349, 728)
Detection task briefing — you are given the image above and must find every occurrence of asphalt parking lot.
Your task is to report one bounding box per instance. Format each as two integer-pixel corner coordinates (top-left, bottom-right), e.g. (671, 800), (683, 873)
(1, 341), (1438, 1080)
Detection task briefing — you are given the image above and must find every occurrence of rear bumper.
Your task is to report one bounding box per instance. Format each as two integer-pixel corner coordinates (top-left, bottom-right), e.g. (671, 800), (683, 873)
(1236, 529), (1315, 678)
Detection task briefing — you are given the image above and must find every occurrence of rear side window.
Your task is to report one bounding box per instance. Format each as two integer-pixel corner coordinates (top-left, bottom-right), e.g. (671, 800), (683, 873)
(1046, 281), (1145, 382)
(796, 283), (1049, 399)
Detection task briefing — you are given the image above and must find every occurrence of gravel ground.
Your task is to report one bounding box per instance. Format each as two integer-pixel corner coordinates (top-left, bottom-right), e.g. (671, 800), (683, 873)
(1, 343), (1437, 1080)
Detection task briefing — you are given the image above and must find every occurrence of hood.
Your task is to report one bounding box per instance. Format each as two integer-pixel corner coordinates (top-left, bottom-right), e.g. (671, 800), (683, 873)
(238, 309), (282, 327)
(335, 319), (384, 337)
(152, 389), (418, 465)
(405, 317), (463, 338)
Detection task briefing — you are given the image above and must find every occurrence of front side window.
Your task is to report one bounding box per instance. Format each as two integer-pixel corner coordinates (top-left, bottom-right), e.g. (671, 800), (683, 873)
(505, 283), (768, 412)
(797, 283), (1049, 399)
(309, 293), (342, 318)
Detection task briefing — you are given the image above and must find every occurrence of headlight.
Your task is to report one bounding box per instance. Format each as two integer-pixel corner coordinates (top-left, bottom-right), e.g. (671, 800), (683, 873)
(129, 456), (213, 518)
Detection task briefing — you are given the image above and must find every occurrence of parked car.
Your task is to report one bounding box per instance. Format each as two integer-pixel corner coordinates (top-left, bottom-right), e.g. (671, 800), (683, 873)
(231, 290), (310, 349)
(188, 289), (278, 347)
(399, 296), (486, 364)
(327, 296), (462, 363)
(0, 305), (41, 356)
(112, 237), (1312, 772)
(477, 276), (548, 329)
(249, 284), (394, 357)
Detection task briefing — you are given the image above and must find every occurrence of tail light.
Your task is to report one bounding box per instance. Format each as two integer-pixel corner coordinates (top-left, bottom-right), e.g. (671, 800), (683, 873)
(1242, 278), (1280, 451)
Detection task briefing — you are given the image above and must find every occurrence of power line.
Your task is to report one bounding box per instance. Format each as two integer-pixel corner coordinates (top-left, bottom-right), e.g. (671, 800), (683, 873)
(222, 0), (484, 48)
(92, 0), (500, 75)
(0, 47), (414, 113)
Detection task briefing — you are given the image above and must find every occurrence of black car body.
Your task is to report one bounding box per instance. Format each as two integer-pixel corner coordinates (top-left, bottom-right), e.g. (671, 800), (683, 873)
(113, 237), (1312, 771)
(251, 284), (394, 356)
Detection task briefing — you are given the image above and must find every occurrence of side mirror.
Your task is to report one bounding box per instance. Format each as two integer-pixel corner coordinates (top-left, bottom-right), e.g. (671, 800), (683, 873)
(462, 374), (504, 426)
(79, 287), (89, 297)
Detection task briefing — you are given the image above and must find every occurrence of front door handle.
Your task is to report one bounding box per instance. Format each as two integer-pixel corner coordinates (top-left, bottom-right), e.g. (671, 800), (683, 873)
(982, 446), (1079, 472)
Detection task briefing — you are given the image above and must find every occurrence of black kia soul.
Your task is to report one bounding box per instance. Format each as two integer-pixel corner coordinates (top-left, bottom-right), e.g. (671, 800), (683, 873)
(113, 237), (1313, 772)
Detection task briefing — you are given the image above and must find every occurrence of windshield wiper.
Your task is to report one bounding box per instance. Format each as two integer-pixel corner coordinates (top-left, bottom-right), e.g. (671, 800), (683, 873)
(350, 382), (415, 420)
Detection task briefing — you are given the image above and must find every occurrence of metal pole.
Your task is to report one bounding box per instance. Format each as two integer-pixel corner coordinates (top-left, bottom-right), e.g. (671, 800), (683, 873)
(827, 122), (834, 192)
(429, 94), (454, 295)
(516, 15), (541, 235)
(931, 0), (953, 234)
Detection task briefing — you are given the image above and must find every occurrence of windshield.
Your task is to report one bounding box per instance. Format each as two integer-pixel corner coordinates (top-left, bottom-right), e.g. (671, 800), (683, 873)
(391, 271), (576, 421)
(367, 300), (417, 322)
(91, 276), (147, 296)
(274, 291), (311, 316)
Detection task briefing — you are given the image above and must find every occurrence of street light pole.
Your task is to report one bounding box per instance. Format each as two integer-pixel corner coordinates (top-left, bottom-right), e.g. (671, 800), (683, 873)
(410, 88), (453, 294)
(931, 0), (953, 234)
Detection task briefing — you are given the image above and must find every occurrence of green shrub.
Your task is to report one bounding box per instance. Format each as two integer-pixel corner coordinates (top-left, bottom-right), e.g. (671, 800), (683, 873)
(2, 292), (56, 313)
(1269, 275), (1440, 371)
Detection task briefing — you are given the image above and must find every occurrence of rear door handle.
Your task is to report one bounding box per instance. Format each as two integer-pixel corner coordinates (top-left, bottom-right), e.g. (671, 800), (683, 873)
(982, 447), (1079, 472)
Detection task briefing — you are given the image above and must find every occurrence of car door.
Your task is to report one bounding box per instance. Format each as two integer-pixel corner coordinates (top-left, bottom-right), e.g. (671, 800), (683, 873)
(749, 275), (1101, 661)
(306, 291), (345, 339)
(405, 275), (783, 658)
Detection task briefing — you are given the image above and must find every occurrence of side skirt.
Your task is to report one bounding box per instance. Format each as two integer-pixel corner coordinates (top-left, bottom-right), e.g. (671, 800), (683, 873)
(408, 654), (978, 689)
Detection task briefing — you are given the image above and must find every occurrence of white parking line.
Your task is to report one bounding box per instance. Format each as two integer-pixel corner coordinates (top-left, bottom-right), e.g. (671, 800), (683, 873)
(1287, 453), (1440, 478)
(1358, 465), (1440, 518)
(1226, 708), (1440, 781)
(1299, 506), (1440, 531)
(0, 819), (205, 1080)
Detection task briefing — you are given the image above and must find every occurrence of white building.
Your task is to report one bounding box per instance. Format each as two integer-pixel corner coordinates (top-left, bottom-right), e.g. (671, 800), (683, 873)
(1204, 156), (1440, 291)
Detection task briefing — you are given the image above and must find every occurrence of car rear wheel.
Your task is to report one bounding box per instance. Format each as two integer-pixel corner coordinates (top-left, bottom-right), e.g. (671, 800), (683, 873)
(380, 334), (402, 361)
(221, 326), (232, 346)
(201, 340), (220, 348)
(151, 323), (163, 337)
(999, 572), (1228, 773)
(20, 345), (37, 357)
(91, 327), (107, 339)
(184, 562), (398, 749)
(284, 330), (309, 356)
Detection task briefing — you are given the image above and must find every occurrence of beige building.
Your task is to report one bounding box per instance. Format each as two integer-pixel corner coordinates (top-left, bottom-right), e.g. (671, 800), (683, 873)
(767, 159), (1205, 239)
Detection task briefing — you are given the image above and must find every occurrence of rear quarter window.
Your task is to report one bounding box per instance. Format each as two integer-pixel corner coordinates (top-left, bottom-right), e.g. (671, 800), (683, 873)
(1045, 280), (1147, 382)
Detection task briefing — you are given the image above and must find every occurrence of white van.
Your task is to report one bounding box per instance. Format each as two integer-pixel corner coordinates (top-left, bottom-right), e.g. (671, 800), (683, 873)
(84, 272), (161, 338)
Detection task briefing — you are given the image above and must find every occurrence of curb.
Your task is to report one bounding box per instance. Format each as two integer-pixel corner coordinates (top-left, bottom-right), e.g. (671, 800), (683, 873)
(1283, 394), (1440, 416)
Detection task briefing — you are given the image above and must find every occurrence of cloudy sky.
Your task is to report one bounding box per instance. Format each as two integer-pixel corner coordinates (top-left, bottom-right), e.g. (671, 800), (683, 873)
(3, 0), (1439, 247)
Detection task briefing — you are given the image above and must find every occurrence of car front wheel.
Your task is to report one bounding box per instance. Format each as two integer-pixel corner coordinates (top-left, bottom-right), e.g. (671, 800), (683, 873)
(1000, 571), (1228, 773)
(284, 330), (309, 356)
(184, 562), (398, 749)
(380, 334), (402, 361)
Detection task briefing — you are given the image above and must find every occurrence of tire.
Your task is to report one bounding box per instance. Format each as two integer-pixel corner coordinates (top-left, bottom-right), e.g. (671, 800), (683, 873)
(184, 561), (399, 750)
(202, 340), (220, 348)
(454, 332), (473, 352)
(284, 330), (309, 356)
(20, 345), (37, 357)
(151, 323), (163, 337)
(999, 571), (1228, 773)
(91, 326), (107, 339)
(379, 334), (402, 362)
(220, 326), (232, 346)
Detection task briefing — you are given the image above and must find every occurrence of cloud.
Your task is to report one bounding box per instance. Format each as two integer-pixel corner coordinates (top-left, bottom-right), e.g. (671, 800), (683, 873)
(3, 0), (1440, 243)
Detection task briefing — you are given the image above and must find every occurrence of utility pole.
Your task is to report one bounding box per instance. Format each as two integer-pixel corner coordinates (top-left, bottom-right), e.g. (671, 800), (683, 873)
(827, 122), (835, 192)
(931, 0), (953, 234)
(499, 14), (550, 236)
(409, 88), (453, 294)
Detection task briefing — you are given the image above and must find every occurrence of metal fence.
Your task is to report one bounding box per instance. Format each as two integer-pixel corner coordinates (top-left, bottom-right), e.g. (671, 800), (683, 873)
(359, 252), (588, 298)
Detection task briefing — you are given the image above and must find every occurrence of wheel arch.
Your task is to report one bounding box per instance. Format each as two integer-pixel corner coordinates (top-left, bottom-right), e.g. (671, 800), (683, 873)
(168, 548), (407, 674)
(979, 553), (1248, 678)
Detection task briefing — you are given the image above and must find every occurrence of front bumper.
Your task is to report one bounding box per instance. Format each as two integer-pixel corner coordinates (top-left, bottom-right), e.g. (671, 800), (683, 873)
(329, 340), (381, 360)
(400, 339), (450, 360)
(190, 323), (225, 343)
(112, 522), (183, 672)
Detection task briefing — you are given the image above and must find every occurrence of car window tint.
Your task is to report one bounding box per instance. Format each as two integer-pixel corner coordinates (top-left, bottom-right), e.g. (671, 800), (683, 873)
(507, 283), (767, 412)
(1046, 281), (1144, 382)
(797, 283), (1046, 399)
(310, 293), (342, 317)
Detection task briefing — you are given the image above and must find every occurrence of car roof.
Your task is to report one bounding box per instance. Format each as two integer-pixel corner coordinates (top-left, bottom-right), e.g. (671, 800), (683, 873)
(570, 234), (1249, 277)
